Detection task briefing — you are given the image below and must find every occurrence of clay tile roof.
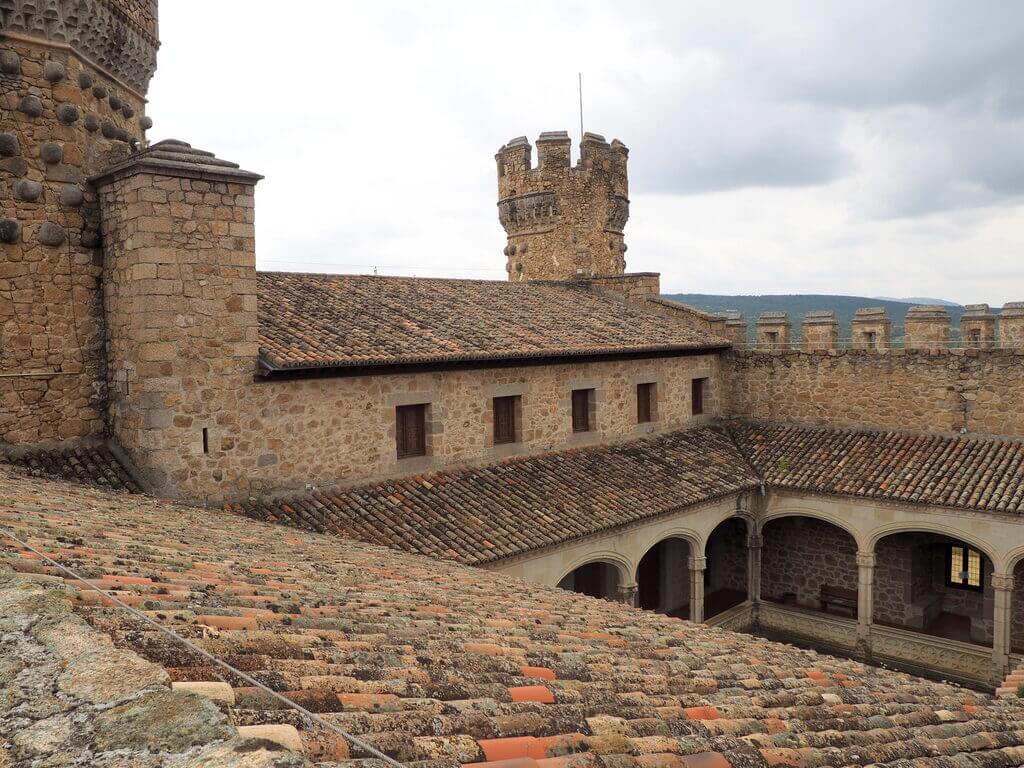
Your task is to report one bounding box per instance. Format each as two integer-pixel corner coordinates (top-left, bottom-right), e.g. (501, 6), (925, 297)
(237, 427), (758, 565)
(3, 467), (1024, 766)
(255, 273), (726, 371)
(730, 420), (1024, 515)
(1, 442), (142, 493)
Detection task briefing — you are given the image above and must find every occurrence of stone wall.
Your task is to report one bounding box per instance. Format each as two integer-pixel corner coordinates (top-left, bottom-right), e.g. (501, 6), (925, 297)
(0, 34), (148, 443)
(706, 517), (747, 594)
(145, 351), (721, 500)
(874, 533), (994, 644)
(1013, 562), (1024, 653)
(724, 349), (1024, 436)
(761, 517), (858, 609)
(96, 162), (258, 500)
(498, 131), (629, 281)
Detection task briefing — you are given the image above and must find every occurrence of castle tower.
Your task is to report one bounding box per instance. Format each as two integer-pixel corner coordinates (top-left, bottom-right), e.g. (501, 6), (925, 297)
(0, 1), (159, 443)
(496, 131), (629, 282)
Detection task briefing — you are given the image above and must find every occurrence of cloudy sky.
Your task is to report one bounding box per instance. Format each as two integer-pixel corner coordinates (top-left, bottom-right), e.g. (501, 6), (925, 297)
(148, 1), (1024, 305)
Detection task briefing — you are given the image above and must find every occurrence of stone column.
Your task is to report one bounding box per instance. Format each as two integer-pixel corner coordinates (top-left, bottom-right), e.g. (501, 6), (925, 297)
(747, 534), (762, 620)
(617, 582), (638, 608)
(689, 556), (706, 623)
(992, 573), (1014, 679)
(856, 551), (875, 652)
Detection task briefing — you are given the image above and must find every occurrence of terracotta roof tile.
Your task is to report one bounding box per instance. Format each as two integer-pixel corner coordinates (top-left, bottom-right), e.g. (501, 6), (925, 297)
(256, 273), (726, 371)
(3, 467), (1024, 766)
(1, 442), (142, 492)
(730, 421), (1024, 515)
(237, 427), (758, 564)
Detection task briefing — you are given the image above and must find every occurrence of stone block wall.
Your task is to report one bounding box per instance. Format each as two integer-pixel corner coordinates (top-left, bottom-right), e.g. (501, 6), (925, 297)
(760, 517), (858, 609)
(1013, 562), (1024, 653)
(706, 517), (747, 594)
(96, 166), (258, 498)
(173, 352), (721, 500)
(0, 34), (148, 443)
(724, 350), (1024, 436)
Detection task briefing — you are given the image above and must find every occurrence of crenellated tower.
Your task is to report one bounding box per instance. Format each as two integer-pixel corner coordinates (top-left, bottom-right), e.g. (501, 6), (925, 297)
(496, 131), (629, 282)
(0, 1), (159, 443)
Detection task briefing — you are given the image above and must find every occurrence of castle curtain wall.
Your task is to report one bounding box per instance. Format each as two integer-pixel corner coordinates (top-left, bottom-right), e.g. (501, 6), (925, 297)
(724, 350), (1024, 436)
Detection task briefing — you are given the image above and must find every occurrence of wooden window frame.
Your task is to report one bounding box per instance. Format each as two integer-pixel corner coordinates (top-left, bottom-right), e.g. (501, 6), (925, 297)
(945, 544), (984, 592)
(395, 403), (427, 459)
(493, 395), (518, 445)
(636, 382), (655, 424)
(571, 388), (593, 433)
(691, 377), (707, 416)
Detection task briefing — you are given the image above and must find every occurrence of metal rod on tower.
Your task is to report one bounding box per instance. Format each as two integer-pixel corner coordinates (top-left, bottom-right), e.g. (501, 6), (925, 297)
(578, 73), (584, 143)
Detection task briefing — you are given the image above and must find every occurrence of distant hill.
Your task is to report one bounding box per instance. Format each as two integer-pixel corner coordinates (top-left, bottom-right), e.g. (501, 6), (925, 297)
(874, 296), (961, 307)
(663, 294), (965, 342)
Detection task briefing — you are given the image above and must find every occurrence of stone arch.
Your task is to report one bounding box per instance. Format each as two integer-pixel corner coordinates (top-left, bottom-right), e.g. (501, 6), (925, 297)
(555, 551), (633, 588)
(700, 512), (753, 557)
(760, 513), (860, 616)
(630, 527), (701, 579)
(759, 506), (865, 551)
(871, 525), (996, 647)
(634, 533), (696, 617)
(702, 515), (750, 619)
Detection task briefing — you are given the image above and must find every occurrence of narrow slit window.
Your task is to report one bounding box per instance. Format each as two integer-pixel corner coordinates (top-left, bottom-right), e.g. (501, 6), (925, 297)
(947, 544), (983, 590)
(202, 427), (209, 454)
(396, 404), (427, 459)
(493, 395), (518, 445)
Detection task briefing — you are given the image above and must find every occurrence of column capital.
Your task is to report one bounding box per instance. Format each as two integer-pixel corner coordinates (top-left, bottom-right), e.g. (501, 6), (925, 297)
(689, 556), (707, 571)
(856, 551), (876, 568)
(992, 573), (1015, 591)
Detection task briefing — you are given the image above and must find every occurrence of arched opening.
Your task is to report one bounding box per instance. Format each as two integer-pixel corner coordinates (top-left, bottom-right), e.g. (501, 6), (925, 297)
(704, 517), (748, 619)
(873, 531), (994, 646)
(761, 516), (858, 617)
(557, 561), (621, 601)
(636, 537), (692, 618)
(1012, 558), (1024, 654)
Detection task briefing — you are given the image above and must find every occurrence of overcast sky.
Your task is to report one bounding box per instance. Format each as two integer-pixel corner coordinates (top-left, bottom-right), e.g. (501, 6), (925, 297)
(148, 1), (1024, 305)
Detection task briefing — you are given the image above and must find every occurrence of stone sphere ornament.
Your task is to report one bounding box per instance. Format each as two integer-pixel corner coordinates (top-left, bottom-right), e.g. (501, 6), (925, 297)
(19, 95), (43, 117)
(78, 72), (94, 89)
(84, 114), (100, 132)
(0, 133), (19, 157)
(38, 222), (66, 247)
(0, 219), (21, 244)
(60, 185), (84, 207)
(139, 116), (153, 130)
(92, 85), (108, 99)
(14, 179), (43, 202)
(57, 103), (80, 124)
(0, 49), (20, 75)
(40, 143), (63, 164)
(43, 61), (66, 83)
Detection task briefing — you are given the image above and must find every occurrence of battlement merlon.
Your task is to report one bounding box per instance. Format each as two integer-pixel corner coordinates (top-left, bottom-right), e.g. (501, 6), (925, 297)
(496, 131), (629, 185)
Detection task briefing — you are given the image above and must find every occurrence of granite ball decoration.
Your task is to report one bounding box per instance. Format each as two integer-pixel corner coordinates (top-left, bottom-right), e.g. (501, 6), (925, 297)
(0, 133), (19, 157)
(14, 179), (43, 202)
(40, 143), (63, 164)
(0, 219), (21, 244)
(38, 222), (66, 247)
(60, 185), (84, 207)
(43, 61), (66, 83)
(100, 120), (118, 139)
(0, 49), (20, 75)
(84, 114), (100, 132)
(56, 103), (80, 124)
(122, 105), (134, 118)
(109, 94), (122, 111)
(19, 95), (43, 117)
(139, 116), (153, 131)
(78, 71), (94, 89)
(81, 229), (101, 248)
(92, 85), (107, 99)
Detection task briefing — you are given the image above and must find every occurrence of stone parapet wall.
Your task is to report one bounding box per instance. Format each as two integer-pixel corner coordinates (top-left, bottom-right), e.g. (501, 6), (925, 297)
(0, 34), (148, 443)
(724, 349), (1024, 436)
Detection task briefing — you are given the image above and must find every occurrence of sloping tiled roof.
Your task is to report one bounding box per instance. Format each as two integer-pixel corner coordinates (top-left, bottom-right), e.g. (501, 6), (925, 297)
(234, 427), (758, 565)
(730, 421), (1024, 514)
(5, 467), (1024, 767)
(256, 273), (726, 371)
(1, 442), (142, 493)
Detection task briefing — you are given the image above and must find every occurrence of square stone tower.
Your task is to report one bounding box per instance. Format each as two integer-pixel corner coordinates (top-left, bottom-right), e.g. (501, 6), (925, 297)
(497, 131), (629, 282)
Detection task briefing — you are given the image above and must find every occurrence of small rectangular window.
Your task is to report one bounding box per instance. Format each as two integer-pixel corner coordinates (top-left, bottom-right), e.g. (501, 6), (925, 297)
(637, 382), (654, 424)
(493, 395), (518, 445)
(947, 544), (983, 590)
(571, 388), (592, 433)
(691, 378), (706, 416)
(396, 404), (427, 459)
(202, 427), (209, 454)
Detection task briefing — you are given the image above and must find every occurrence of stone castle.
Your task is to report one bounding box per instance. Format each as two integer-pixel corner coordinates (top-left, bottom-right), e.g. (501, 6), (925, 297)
(5, 0), (1024, 709)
